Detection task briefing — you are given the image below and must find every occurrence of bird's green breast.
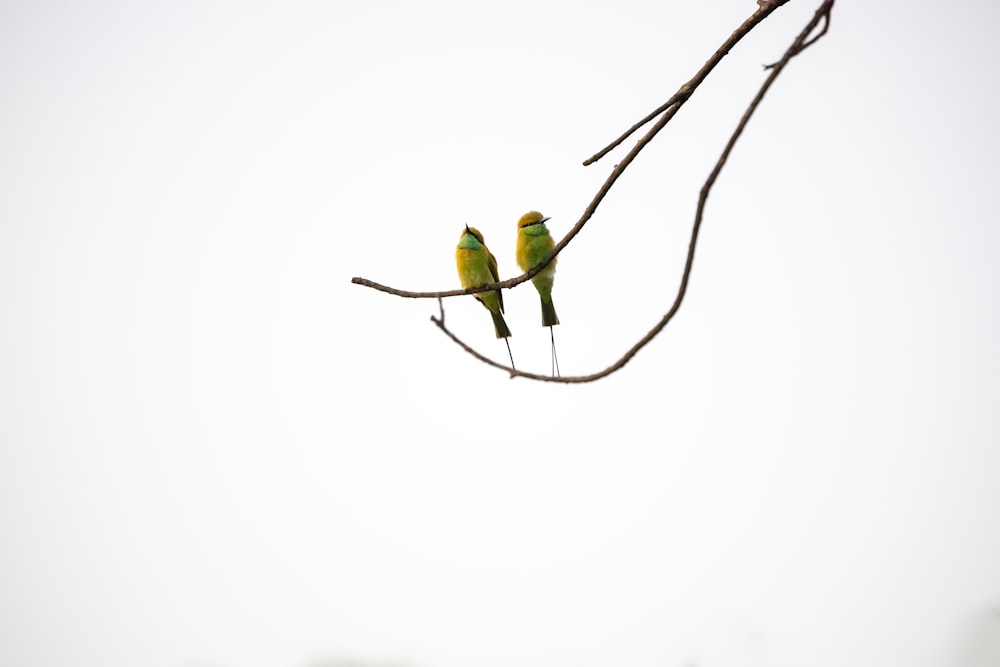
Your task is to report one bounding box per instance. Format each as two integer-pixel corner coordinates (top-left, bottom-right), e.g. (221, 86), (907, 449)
(456, 248), (492, 287)
(517, 226), (556, 271)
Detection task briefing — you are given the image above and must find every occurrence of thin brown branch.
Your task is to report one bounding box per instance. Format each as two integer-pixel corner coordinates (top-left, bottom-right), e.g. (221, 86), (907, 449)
(433, 0), (835, 383)
(430, 306), (516, 378)
(351, 272), (541, 300)
(765, 0), (832, 68)
(582, 0), (792, 167)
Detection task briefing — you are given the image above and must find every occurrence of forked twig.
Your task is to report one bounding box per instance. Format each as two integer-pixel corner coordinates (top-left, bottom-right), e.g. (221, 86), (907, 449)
(582, 0), (794, 166)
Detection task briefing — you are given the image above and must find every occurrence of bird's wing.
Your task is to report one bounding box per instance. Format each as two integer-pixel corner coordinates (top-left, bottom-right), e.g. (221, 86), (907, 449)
(487, 249), (503, 313)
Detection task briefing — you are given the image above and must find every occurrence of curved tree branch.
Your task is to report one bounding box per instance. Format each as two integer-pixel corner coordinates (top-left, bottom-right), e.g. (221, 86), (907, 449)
(355, 0), (835, 382)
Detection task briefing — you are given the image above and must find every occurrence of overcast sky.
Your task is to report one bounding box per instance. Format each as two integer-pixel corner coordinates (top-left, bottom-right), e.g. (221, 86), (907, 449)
(2, 1), (999, 666)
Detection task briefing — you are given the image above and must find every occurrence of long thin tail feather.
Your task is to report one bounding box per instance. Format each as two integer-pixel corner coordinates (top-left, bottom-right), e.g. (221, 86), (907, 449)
(549, 325), (560, 377)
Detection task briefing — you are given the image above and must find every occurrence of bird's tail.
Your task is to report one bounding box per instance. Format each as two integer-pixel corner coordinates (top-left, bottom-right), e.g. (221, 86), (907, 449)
(541, 298), (560, 327)
(492, 311), (512, 339)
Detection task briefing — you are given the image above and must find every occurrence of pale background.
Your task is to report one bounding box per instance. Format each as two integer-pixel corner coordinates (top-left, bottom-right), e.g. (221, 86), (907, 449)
(2, 1), (999, 666)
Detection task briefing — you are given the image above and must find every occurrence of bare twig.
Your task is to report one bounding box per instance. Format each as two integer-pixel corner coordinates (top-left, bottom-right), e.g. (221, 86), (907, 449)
(801, 9), (831, 51)
(429, 299), (517, 377)
(582, 0), (792, 166)
(352, 273), (540, 300)
(765, 0), (831, 68)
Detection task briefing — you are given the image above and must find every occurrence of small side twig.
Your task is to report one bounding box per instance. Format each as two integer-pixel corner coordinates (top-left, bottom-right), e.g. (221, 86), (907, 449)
(765, 0), (831, 68)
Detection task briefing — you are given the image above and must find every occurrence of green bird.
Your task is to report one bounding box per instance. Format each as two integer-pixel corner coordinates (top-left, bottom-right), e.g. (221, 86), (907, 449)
(515, 210), (560, 375)
(456, 225), (515, 367)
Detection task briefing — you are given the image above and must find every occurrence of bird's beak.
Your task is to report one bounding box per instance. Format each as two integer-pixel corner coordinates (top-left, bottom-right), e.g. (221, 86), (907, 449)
(541, 217), (551, 223)
(464, 224), (471, 233)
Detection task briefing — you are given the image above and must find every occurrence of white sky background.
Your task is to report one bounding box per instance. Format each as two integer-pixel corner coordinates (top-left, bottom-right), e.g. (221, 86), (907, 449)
(2, 1), (999, 666)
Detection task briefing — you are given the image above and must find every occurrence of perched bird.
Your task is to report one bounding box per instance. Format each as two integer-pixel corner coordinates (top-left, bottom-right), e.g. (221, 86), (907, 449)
(515, 210), (560, 375)
(456, 225), (515, 367)
(516, 211), (559, 326)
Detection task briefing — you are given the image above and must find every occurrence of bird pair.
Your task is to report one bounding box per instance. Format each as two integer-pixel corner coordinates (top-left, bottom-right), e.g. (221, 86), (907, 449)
(455, 211), (560, 375)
